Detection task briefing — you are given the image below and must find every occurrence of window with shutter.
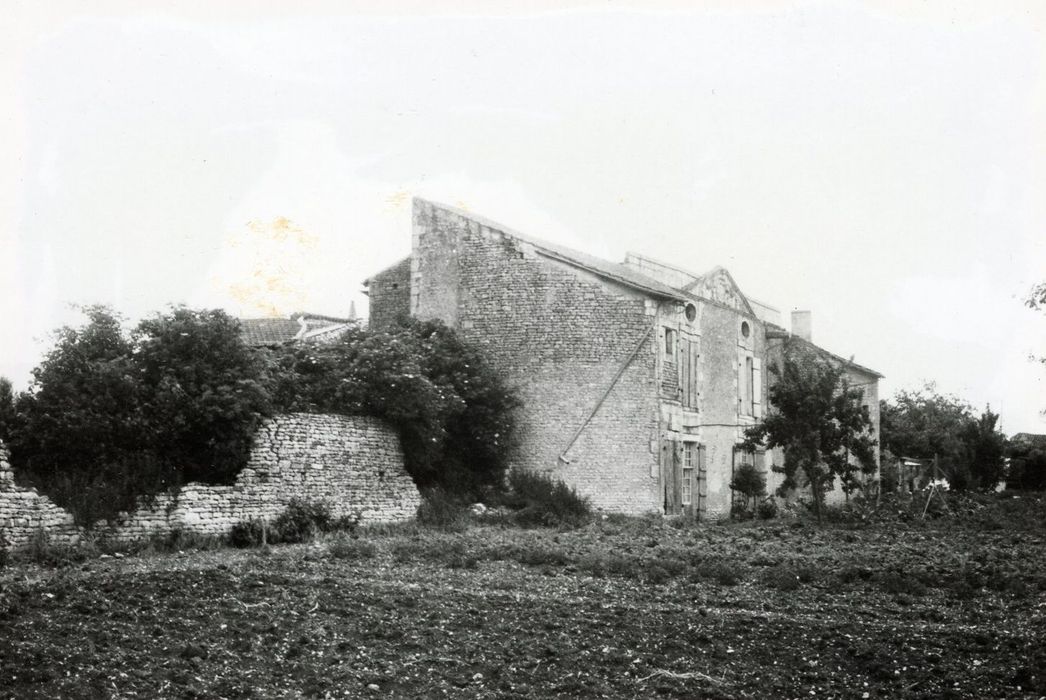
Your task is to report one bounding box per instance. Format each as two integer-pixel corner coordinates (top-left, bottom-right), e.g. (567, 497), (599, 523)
(681, 337), (700, 409)
(752, 357), (762, 418)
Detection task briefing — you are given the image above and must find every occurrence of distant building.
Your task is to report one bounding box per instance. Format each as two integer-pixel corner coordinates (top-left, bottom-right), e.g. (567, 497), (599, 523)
(239, 312), (356, 348)
(365, 198), (881, 518)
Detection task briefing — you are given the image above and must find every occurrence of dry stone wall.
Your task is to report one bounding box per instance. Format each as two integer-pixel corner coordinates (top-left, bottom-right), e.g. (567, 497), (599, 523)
(0, 413), (420, 551)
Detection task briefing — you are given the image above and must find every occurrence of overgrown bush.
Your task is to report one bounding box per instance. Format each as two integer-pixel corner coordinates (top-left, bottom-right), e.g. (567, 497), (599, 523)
(757, 498), (778, 520)
(7, 308), (519, 525)
(7, 306), (270, 525)
(504, 470), (592, 529)
(416, 488), (469, 531)
(271, 499), (335, 543)
(268, 319), (519, 500)
(229, 499), (353, 547)
(328, 535), (377, 561)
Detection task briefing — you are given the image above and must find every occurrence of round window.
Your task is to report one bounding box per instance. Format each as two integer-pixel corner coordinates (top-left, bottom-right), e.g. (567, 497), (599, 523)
(741, 321), (750, 338)
(685, 303), (697, 322)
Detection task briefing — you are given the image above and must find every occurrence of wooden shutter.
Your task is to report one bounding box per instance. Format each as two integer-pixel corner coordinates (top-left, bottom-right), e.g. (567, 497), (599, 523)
(673, 440), (684, 513)
(697, 444), (707, 519)
(752, 357), (762, 418)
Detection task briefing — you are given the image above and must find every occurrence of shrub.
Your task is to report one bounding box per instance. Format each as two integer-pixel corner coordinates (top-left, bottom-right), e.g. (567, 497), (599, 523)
(690, 558), (747, 587)
(505, 470), (592, 529)
(757, 498), (778, 520)
(229, 500), (348, 547)
(229, 520), (266, 548)
(328, 535), (376, 561)
(731, 463), (767, 506)
(271, 499), (335, 543)
(416, 489), (469, 531)
(517, 545), (570, 567)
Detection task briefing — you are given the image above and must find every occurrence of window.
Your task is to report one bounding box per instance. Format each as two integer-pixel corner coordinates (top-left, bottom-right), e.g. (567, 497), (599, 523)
(741, 320), (750, 338)
(745, 356), (754, 415)
(681, 442), (698, 506)
(738, 354), (762, 417)
(685, 303), (697, 322)
(664, 328), (676, 359)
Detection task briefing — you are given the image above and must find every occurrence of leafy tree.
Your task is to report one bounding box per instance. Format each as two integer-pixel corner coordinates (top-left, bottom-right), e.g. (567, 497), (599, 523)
(8, 306), (271, 524)
(880, 386), (1004, 490)
(8, 307), (156, 522)
(730, 462), (766, 516)
(268, 319), (518, 498)
(133, 307), (271, 483)
(0, 377), (16, 443)
(961, 406), (1006, 489)
(1008, 436), (1046, 490)
(743, 343), (876, 522)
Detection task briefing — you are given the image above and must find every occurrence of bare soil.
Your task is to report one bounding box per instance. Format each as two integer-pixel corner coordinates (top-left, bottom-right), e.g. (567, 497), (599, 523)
(1, 494), (1044, 699)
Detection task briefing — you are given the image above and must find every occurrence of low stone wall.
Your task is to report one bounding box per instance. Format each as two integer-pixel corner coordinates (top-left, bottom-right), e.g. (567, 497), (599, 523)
(0, 413), (421, 551)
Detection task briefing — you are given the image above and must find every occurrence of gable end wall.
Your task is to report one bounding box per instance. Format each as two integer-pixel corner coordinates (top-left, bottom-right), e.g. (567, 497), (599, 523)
(412, 200), (662, 513)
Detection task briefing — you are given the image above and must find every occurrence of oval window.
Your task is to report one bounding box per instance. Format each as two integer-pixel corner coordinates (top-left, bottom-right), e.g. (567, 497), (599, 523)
(685, 303), (697, 322)
(741, 320), (750, 338)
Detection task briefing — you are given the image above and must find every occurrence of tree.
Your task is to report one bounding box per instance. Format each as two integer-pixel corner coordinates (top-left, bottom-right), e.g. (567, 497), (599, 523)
(0, 377), (16, 443)
(8, 306), (271, 524)
(1008, 435), (1046, 490)
(880, 386), (1004, 490)
(8, 306), (154, 522)
(961, 406), (1006, 489)
(743, 343), (877, 522)
(133, 307), (271, 484)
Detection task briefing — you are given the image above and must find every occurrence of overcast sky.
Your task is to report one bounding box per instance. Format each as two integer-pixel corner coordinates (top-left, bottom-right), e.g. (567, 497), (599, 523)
(2, 0), (1044, 433)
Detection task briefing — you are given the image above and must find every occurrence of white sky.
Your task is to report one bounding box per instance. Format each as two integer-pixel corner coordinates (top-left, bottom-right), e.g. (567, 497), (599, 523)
(2, 0), (1044, 433)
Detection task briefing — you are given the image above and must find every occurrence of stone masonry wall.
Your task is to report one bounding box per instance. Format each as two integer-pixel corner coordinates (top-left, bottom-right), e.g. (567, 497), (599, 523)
(410, 199), (662, 514)
(0, 413), (420, 551)
(366, 257), (412, 330)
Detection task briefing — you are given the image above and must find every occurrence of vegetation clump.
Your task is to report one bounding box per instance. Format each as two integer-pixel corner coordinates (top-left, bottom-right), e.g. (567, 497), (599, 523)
(1, 308), (518, 524)
(503, 470), (592, 529)
(4, 306), (270, 525)
(743, 342), (877, 522)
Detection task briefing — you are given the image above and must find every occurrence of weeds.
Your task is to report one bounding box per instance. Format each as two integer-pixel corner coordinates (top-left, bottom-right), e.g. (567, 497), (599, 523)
(505, 470), (591, 529)
(416, 489), (469, 532)
(327, 535), (377, 561)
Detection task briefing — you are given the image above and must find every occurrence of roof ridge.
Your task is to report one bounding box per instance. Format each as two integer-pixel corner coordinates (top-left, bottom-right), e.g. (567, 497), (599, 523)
(416, 198), (685, 301)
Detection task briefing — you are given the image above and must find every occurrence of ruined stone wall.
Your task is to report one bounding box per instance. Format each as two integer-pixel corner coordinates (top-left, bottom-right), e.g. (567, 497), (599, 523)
(0, 414), (420, 551)
(409, 199), (662, 513)
(366, 257), (412, 330)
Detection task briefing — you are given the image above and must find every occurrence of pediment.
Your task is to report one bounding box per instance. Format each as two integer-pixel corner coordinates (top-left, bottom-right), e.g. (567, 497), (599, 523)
(688, 267), (755, 316)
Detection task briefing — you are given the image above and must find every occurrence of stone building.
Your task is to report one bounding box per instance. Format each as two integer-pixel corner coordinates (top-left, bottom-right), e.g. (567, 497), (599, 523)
(365, 198), (881, 519)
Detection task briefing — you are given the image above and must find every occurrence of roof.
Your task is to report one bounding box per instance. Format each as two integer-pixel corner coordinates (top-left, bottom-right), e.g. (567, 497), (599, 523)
(408, 198), (883, 378)
(240, 313), (354, 347)
(419, 198), (686, 301)
(363, 256), (411, 287)
(790, 335), (884, 379)
(240, 318), (303, 346)
(1012, 433), (1046, 447)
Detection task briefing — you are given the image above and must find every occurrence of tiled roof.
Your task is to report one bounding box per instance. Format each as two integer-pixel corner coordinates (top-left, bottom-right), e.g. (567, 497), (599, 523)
(240, 313), (354, 347)
(790, 335), (884, 379)
(239, 318), (304, 346)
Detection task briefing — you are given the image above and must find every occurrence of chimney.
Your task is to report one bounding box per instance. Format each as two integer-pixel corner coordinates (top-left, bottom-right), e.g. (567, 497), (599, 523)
(791, 310), (812, 342)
